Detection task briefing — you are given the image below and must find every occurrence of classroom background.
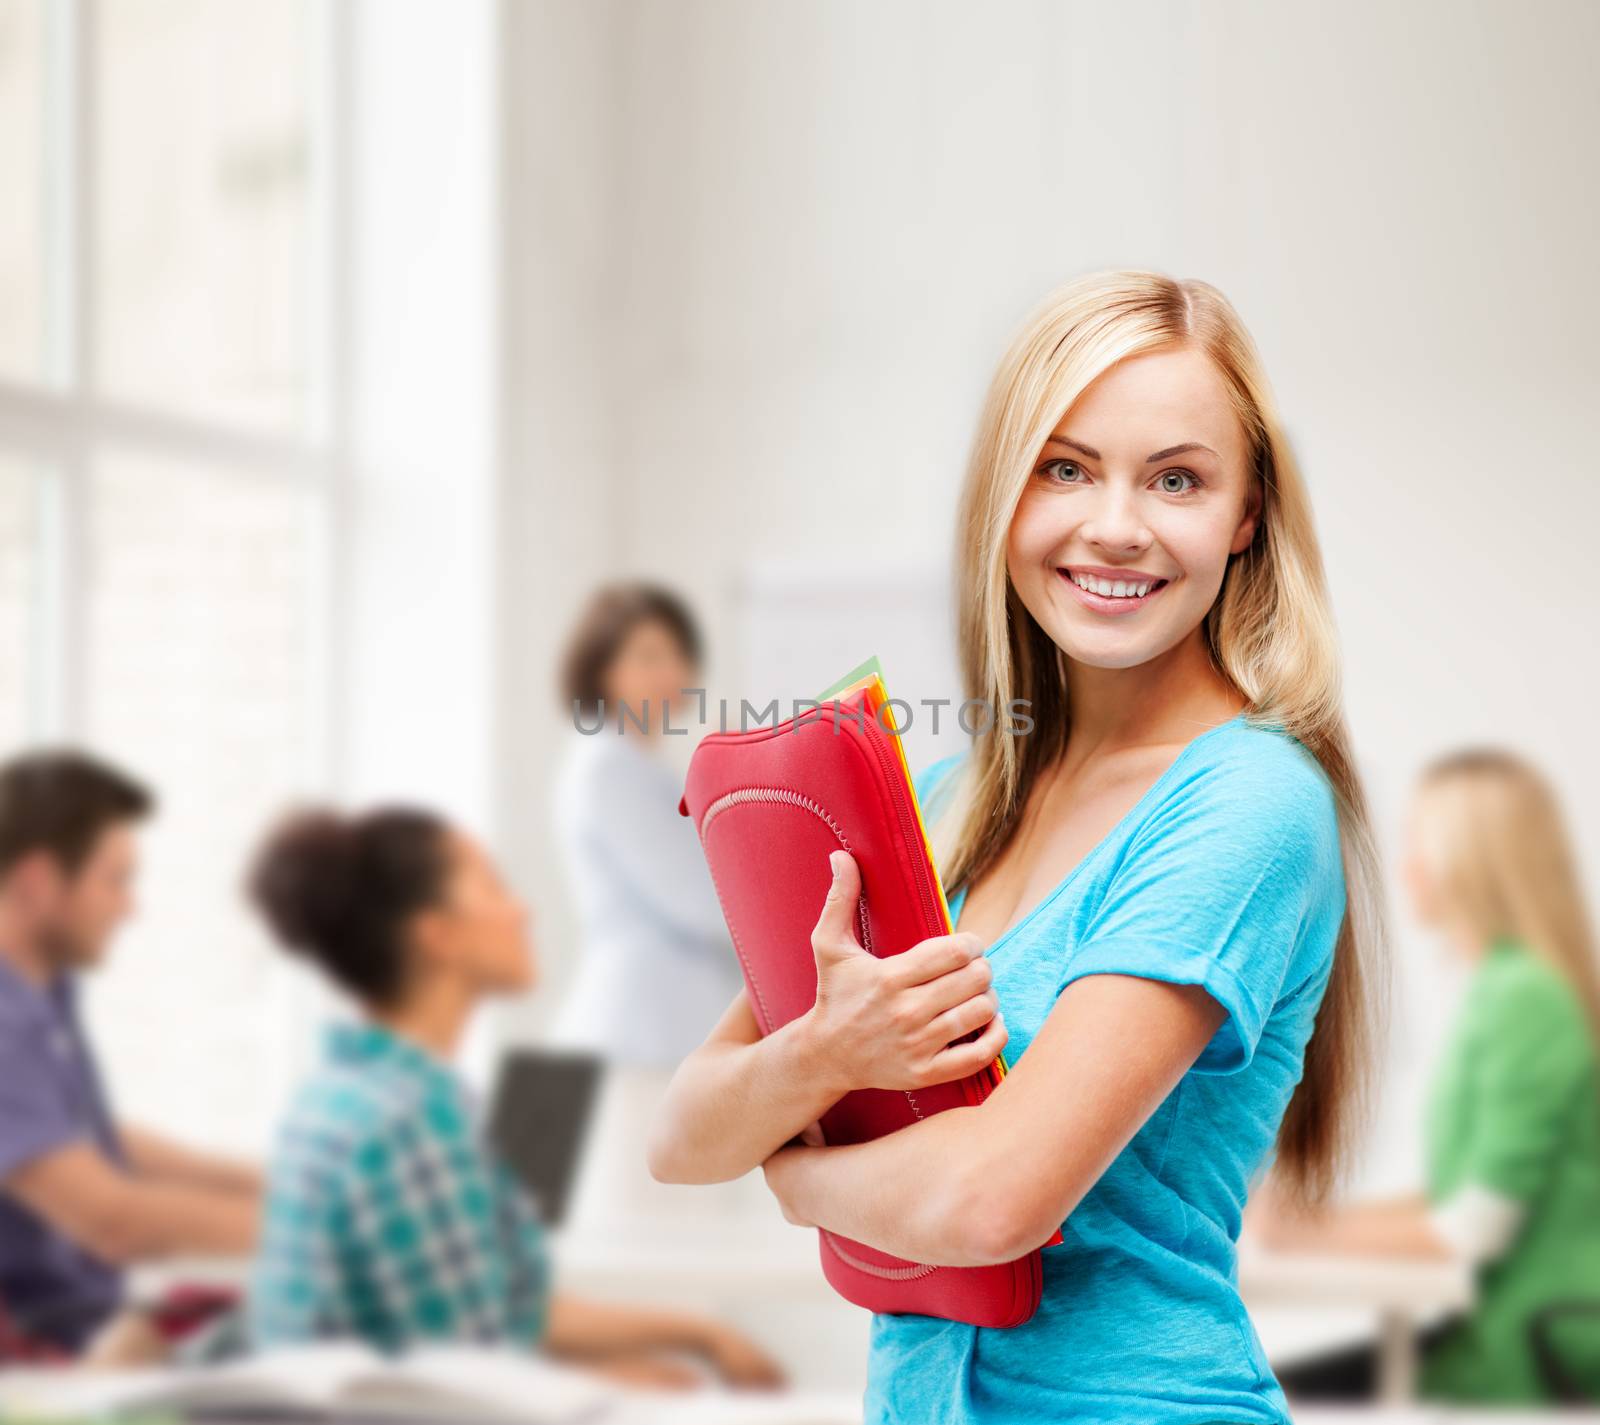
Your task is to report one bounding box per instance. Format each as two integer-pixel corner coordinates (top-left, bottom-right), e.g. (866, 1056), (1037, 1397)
(1, 0), (1597, 1419)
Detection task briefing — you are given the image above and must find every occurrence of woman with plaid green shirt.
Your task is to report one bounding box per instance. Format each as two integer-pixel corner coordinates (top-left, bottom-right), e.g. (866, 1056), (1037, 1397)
(243, 805), (782, 1390)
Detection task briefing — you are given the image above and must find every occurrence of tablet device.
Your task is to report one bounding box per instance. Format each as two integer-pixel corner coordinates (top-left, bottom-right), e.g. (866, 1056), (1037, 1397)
(486, 1047), (605, 1229)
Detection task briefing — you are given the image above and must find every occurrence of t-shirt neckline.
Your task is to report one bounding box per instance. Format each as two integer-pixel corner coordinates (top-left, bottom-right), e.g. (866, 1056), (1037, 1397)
(948, 710), (1249, 958)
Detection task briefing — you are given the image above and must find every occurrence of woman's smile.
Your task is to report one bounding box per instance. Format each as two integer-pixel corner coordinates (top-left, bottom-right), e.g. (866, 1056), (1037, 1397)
(1057, 563), (1174, 616)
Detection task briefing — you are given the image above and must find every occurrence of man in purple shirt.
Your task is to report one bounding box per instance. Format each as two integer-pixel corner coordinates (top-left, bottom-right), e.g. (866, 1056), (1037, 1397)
(0, 750), (262, 1356)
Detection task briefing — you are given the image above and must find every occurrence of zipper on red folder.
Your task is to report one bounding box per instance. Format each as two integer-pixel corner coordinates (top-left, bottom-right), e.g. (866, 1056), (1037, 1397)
(853, 697), (943, 940)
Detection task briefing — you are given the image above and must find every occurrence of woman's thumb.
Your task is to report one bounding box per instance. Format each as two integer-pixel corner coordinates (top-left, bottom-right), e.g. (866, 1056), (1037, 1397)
(811, 849), (863, 954)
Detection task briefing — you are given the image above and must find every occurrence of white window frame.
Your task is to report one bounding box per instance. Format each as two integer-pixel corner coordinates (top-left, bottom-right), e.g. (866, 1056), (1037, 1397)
(0, 0), (345, 776)
(0, 0), (356, 1136)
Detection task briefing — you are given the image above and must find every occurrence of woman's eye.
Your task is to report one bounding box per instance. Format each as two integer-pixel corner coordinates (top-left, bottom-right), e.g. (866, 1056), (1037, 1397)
(1041, 459), (1086, 484)
(1154, 469), (1200, 495)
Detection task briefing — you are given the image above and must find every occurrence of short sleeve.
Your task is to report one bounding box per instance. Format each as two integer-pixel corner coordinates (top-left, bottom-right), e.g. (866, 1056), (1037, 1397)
(0, 1021), (85, 1181)
(1058, 735), (1346, 1075)
(1458, 967), (1596, 1204)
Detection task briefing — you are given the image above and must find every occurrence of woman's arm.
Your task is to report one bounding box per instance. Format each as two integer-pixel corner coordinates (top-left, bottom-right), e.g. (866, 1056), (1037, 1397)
(1246, 1184), (1454, 1259)
(647, 988), (852, 1184)
(648, 850), (1008, 1185)
(542, 1291), (782, 1386)
(1244, 1172), (1444, 1256)
(762, 971), (1226, 1266)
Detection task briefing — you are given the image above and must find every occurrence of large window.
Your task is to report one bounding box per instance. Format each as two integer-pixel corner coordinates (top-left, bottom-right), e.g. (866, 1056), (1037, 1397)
(0, 0), (43, 381)
(0, 0), (335, 1154)
(0, 454), (42, 746)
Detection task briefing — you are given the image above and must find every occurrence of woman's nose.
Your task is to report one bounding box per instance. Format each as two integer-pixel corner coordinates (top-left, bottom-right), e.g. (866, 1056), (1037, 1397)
(1079, 485), (1151, 554)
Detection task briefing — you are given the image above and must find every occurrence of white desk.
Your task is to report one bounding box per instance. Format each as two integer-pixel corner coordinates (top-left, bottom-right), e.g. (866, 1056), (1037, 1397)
(1238, 1244), (1475, 1404)
(549, 1225), (1478, 1405)
(133, 1233), (1478, 1407)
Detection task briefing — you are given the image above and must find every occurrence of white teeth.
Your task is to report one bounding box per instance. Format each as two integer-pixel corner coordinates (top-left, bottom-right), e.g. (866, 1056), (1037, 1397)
(1070, 571), (1157, 599)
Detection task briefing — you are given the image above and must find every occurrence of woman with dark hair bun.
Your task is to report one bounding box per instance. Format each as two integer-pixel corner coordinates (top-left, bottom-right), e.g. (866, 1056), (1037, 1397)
(244, 805), (783, 1389)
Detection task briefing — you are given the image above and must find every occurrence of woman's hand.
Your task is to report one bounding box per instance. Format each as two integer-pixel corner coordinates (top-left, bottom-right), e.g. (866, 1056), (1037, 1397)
(695, 1322), (788, 1388)
(579, 1353), (705, 1391)
(1243, 1178), (1452, 1260)
(803, 850), (1008, 1093)
(544, 1296), (784, 1391)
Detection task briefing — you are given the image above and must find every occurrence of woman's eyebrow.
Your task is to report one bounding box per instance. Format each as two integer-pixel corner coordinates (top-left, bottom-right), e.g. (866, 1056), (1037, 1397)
(1043, 434), (1218, 463)
(1145, 442), (1218, 463)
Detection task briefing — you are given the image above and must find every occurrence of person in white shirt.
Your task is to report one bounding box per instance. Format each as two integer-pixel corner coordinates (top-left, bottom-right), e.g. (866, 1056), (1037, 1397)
(545, 583), (743, 1070)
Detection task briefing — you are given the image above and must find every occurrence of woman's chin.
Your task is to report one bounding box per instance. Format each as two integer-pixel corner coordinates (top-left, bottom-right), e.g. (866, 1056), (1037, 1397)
(488, 967), (537, 997)
(1049, 628), (1176, 672)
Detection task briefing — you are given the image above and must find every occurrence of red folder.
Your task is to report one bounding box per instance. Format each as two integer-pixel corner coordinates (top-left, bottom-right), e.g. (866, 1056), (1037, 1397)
(678, 680), (1056, 1327)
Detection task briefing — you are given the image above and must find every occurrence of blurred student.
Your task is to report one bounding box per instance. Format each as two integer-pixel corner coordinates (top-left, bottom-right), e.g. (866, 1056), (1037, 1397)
(545, 581), (742, 1069)
(0, 750), (261, 1357)
(245, 804), (782, 1390)
(1256, 747), (1600, 1403)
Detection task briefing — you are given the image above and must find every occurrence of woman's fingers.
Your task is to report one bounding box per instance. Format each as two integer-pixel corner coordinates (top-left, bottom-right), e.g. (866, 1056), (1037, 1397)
(923, 1007), (1008, 1082)
(921, 987), (1002, 1052)
(900, 949), (994, 1027)
(807, 862), (1003, 1092)
(810, 850), (865, 957)
(887, 930), (988, 987)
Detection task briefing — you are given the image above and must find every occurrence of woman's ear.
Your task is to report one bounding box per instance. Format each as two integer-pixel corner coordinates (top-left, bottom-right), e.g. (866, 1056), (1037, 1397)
(1229, 482), (1263, 556)
(407, 905), (454, 976)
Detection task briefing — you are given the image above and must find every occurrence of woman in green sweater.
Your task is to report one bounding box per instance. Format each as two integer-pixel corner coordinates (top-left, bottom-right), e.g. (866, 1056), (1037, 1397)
(1256, 746), (1600, 1403)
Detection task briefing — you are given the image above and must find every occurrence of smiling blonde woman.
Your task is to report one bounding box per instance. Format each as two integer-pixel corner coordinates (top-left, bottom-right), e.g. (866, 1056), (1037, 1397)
(651, 269), (1387, 1425)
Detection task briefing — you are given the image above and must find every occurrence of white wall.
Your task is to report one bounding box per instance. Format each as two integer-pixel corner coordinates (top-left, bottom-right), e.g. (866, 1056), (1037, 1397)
(334, 0), (503, 1083)
(496, 0), (629, 1042)
(342, 0), (499, 825)
(499, 0), (1600, 1188)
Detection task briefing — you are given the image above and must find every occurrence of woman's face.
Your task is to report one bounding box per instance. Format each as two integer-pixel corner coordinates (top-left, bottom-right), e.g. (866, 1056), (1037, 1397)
(1399, 795), (1447, 930)
(601, 617), (698, 731)
(421, 830), (536, 996)
(1006, 344), (1260, 672)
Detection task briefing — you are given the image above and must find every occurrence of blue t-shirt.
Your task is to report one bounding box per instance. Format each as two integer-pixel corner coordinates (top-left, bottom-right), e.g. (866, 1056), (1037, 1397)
(863, 713), (1347, 1425)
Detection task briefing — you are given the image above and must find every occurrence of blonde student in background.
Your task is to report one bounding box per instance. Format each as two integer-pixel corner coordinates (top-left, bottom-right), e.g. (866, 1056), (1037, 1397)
(651, 269), (1386, 1425)
(1254, 748), (1600, 1404)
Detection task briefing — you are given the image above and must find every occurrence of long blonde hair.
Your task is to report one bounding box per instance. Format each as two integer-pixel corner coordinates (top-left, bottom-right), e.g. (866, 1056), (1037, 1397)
(1412, 748), (1600, 1043)
(930, 269), (1388, 1205)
